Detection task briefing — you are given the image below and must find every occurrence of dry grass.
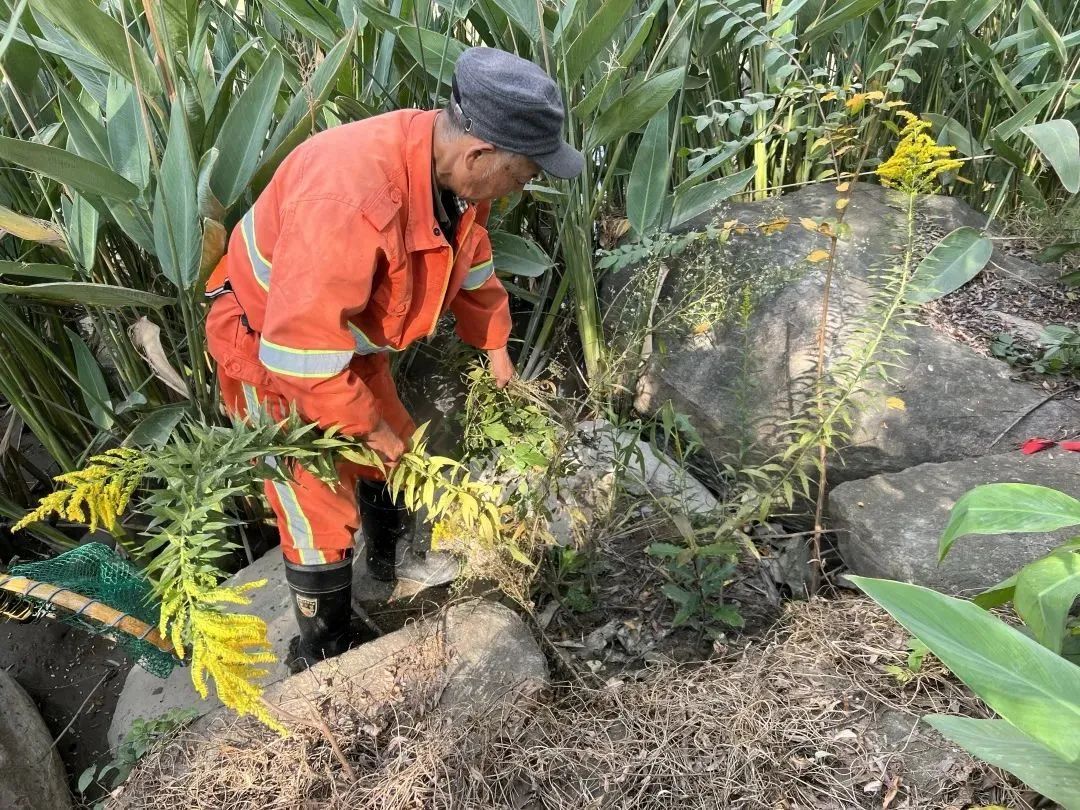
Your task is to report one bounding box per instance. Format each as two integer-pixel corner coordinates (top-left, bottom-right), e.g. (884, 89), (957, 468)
(110, 595), (1031, 810)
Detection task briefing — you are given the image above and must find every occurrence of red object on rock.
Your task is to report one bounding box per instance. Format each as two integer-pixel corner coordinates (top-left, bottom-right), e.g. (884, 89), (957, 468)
(1020, 438), (1057, 454)
(1058, 440), (1080, 452)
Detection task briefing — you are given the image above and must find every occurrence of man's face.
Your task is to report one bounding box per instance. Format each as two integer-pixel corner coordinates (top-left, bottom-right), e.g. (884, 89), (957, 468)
(454, 144), (540, 203)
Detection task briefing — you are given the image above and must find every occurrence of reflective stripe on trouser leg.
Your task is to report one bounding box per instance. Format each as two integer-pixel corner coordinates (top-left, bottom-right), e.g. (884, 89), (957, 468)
(241, 383), (327, 566)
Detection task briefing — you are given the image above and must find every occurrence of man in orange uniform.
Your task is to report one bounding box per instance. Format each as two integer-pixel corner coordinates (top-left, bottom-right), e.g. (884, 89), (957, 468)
(205, 47), (583, 668)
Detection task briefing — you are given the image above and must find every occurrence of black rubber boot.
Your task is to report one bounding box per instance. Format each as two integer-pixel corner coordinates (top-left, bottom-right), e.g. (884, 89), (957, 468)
(284, 555), (364, 673)
(358, 478), (415, 582)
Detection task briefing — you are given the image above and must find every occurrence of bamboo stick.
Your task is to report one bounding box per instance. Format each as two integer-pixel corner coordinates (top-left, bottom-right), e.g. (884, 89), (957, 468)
(0, 574), (174, 655)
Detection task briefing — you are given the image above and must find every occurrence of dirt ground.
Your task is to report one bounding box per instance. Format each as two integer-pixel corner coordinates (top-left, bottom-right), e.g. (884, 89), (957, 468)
(0, 615), (131, 789)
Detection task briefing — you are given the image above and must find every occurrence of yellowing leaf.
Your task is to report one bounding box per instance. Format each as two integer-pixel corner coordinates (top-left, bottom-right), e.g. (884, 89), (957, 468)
(807, 249), (831, 263)
(691, 321), (712, 335)
(836, 197), (850, 210)
(821, 91), (838, 101)
(759, 217), (789, 235)
(835, 181), (851, 192)
(886, 396), (906, 410)
(845, 93), (866, 114)
(800, 217), (819, 232)
(0, 205), (67, 249)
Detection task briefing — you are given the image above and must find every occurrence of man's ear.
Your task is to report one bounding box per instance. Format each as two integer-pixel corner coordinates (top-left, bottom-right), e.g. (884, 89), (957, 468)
(463, 141), (497, 171)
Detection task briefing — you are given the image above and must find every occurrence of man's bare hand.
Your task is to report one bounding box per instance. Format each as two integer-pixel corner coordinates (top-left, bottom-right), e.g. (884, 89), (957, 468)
(363, 418), (406, 468)
(486, 346), (515, 389)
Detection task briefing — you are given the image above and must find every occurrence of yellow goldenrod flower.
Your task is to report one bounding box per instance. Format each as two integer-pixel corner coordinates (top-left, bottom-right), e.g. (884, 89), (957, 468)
(876, 110), (963, 194)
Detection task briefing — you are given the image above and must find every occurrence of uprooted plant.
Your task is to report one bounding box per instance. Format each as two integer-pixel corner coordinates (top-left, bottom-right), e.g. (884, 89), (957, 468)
(13, 409), (518, 731)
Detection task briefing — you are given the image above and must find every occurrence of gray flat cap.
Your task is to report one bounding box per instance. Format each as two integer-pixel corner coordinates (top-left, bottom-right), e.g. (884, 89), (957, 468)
(452, 47), (585, 179)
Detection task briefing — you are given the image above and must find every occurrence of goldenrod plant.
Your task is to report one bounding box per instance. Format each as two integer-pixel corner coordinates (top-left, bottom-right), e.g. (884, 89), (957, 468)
(876, 111), (964, 194)
(13, 412), (514, 731)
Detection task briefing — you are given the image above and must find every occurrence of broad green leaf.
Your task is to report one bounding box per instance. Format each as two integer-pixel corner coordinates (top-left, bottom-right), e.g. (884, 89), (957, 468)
(851, 576), (1080, 763)
(906, 226), (992, 303)
(125, 405), (189, 448)
(259, 0), (340, 45)
(153, 103), (201, 289)
(953, 0), (1006, 32)
(1014, 551), (1080, 653)
(106, 79), (151, 191)
(210, 52), (283, 208)
(65, 327), (113, 430)
(58, 88), (109, 165)
(627, 107), (669, 235)
(106, 200), (156, 255)
(618, 0), (665, 68)
(160, 0), (197, 56)
(0, 137), (137, 200)
(62, 193), (98, 275)
(973, 572), (1017, 610)
(670, 166), (755, 228)
(263, 30), (354, 161)
(488, 0), (541, 40)
(803, 0), (881, 43)
(560, 0), (634, 86)
(0, 204), (67, 248)
(0, 262), (75, 280)
(992, 82), (1063, 141)
(1022, 120), (1080, 194)
(924, 114), (982, 158)
(925, 717), (1080, 808)
(939, 483), (1080, 560)
(587, 68), (683, 149)
(0, 0), (29, 63)
(197, 148), (224, 222)
(395, 26), (466, 87)
(1022, 0), (1067, 65)
(490, 231), (554, 278)
(0, 281), (172, 309)
(29, 0), (161, 96)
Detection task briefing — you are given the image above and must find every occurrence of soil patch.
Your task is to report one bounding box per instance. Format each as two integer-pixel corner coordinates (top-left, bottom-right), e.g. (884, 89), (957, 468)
(0, 615), (130, 787)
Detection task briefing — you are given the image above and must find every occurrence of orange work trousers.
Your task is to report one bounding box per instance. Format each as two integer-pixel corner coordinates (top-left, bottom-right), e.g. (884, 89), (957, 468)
(206, 295), (415, 565)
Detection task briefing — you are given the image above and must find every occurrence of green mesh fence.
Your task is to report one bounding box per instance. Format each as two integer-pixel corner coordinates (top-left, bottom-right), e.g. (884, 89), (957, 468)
(9, 543), (177, 678)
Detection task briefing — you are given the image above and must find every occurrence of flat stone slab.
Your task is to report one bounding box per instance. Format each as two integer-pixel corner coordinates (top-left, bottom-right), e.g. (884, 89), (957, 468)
(108, 541), (458, 750)
(829, 449), (1080, 596)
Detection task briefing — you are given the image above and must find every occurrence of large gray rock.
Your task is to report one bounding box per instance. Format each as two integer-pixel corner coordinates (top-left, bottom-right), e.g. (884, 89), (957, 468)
(0, 668), (71, 810)
(109, 543), (457, 750)
(617, 182), (1080, 483)
(255, 599), (546, 727)
(829, 450), (1080, 595)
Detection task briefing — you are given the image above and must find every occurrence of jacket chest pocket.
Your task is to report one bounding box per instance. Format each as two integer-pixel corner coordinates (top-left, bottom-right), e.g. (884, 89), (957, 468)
(369, 255), (412, 334)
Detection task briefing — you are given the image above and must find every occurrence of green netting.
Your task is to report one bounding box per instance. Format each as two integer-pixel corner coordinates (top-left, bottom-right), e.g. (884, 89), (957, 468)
(9, 543), (177, 678)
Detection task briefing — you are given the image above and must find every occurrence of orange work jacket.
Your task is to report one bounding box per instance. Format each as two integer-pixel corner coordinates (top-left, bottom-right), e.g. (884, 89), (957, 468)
(208, 109), (512, 437)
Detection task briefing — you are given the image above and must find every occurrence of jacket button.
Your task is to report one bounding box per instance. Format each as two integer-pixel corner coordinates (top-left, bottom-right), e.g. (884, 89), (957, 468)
(394, 303), (407, 315)
(226, 359), (240, 373)
(390, 188), (401, 203)
(433, 227), (441, 236)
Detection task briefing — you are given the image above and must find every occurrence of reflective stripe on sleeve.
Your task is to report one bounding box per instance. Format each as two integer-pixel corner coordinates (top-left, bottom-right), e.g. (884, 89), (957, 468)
(348, 323), (400, 355)
(240, 208), (272, 292)
(461, 258), (494, 291)
(258, 337), (353, 378)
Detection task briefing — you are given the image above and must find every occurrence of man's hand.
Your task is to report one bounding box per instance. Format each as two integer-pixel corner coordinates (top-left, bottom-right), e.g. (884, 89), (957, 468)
(363, 418), (406, 469)
(486, 346), (515, 389)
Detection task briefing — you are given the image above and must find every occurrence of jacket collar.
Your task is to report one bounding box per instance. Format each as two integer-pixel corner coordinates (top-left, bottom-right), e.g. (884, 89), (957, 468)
(404, 110), (447, 254)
